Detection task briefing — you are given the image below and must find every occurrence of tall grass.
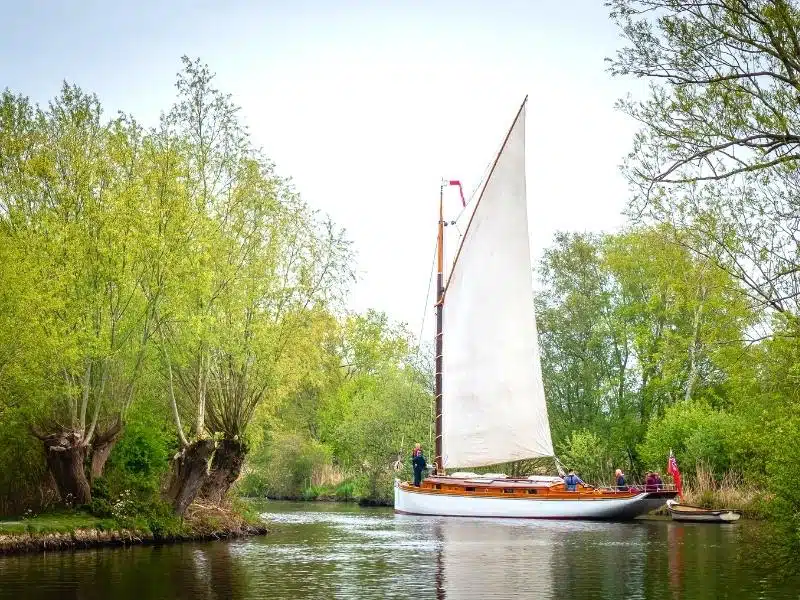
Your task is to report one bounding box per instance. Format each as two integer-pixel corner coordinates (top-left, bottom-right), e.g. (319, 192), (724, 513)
(310, 463), (345, 488)
(680, 462), (764, 517)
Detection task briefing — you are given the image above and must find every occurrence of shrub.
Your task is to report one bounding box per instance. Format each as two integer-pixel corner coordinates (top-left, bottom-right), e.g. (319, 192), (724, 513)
(334, 481), (355, 501)
(638, 401), (743, 481)
(104, 413), (173, 502)
(301, 486), (321, 501)
(236, 471), (269, 498)
(246, 431), (332, 499)
(560, 430), (613, 485)
(89, 497), (114, 518)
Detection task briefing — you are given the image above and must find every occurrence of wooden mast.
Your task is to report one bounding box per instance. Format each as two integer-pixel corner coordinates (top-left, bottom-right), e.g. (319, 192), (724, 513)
(434, 182), (445, 475)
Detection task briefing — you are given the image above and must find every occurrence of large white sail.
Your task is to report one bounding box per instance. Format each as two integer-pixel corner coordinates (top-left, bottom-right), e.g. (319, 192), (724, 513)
(441, 100), (554, 469)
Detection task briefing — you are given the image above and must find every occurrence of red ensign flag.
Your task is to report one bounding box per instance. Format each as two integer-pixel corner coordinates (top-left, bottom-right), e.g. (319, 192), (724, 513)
(667, 451), (683, 500)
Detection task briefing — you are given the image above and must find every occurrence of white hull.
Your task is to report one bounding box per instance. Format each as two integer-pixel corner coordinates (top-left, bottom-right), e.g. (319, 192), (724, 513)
(394, 480), (670, 520)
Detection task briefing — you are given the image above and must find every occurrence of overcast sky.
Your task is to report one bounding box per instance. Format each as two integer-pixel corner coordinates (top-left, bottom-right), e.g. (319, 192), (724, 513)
(1, 0), (645, 341)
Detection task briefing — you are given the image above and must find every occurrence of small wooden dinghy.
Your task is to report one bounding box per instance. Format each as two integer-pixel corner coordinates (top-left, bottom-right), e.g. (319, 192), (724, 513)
(666, 499), (741, 523)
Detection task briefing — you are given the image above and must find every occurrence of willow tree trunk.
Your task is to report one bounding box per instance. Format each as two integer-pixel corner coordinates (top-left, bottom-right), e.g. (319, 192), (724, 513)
(36, 430), (91, 505)
(200, 439), (247, 504)
(164, 439), (215, 516)
(89, 420), (124, 481)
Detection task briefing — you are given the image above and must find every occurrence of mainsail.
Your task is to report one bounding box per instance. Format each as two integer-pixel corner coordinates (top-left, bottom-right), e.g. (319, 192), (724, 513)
(441, 99), (554, 468)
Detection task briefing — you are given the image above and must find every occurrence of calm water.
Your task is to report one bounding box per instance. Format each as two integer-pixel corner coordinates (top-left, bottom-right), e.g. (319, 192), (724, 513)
(0, 501), (797, 599)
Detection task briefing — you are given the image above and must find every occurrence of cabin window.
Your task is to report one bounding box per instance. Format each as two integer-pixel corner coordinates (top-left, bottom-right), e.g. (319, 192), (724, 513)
(527, 489), (538, 495)
(434, 484), (441, 490)
(465, 487), (475, 492)
(503, 488), (515, 494)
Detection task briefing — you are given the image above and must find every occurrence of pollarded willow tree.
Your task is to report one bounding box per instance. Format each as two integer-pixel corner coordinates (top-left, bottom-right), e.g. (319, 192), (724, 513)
(152, 58), (353, 514)
(0, 87), (170, 504)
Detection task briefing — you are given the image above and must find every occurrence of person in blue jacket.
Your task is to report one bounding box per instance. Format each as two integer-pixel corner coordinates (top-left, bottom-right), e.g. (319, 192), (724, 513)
(411, 443), (427, 487)
(563, 469), (583, 491)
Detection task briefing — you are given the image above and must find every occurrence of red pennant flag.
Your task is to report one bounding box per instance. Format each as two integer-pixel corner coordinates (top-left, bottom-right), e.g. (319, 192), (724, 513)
(667, 450), (683, 500)
(448, 180), (466, 207)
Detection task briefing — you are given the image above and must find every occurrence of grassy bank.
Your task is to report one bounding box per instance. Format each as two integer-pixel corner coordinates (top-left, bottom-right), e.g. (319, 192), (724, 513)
(644, 471), (765, 518)
(253, 481), (392, 507)
(0, 501), (268, 556)
(669, 468), (766, 518)
(238, 464), (398, 508)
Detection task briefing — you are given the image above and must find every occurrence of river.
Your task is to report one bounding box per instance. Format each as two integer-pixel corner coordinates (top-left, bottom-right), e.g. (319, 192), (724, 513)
(0, 501), (797, 599)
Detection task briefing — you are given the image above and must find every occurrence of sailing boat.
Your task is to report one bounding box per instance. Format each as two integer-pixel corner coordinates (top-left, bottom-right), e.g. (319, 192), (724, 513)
(394, 97), (677, 520)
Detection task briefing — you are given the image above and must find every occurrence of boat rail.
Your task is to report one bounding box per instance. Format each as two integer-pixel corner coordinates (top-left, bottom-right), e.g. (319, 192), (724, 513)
(599, 483), (677, 494)
(420, 474), (677, 495)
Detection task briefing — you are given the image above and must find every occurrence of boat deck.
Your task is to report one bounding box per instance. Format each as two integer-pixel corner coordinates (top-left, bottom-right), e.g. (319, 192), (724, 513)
(402, 475), (678, 501)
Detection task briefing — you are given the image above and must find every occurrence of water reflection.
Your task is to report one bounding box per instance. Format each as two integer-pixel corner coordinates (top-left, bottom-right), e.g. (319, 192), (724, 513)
(0, 502), (797, 600)
(431, 517), (559, 599)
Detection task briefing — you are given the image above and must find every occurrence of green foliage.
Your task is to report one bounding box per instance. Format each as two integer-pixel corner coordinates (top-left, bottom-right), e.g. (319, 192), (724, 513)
(0, 405), (50, 515)
(0, 510), (116, 535)
(301, 486), (322, 501)
(236, 471), (269, 498)
(334, 481), (355, 502)
(319, 366), (429, 500)
(88, 497), (114, 519)
(560, 430), (615, 486)
(244, 431), (331, 499)
(537, 226), (752, 479)
(236, 308), (428, 505)
(138, 500), (184, 539)
(766, 429), (800, 550)
(103, 407), (174, 500)
(606, 1), (800, 544)
(0, 56), (353, 514)
(609, 0), (800, 182)
(536, 232), (616, 444)
(638, 401), (741, 479)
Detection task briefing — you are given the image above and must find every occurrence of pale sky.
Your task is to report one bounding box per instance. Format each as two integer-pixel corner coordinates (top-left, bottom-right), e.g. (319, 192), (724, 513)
(1, 0), (644, 342)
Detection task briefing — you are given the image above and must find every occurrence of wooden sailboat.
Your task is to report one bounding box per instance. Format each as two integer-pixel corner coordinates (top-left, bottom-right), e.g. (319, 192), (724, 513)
(394, 97), (678, 520)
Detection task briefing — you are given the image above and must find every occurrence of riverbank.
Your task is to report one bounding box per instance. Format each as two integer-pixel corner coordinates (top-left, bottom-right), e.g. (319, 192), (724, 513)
(255, 479), (393, 507)
(0, 503), (268, 556)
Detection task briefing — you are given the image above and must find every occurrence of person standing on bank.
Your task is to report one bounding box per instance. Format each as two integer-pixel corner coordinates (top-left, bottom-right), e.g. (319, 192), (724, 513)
(411, 443), (427, 487)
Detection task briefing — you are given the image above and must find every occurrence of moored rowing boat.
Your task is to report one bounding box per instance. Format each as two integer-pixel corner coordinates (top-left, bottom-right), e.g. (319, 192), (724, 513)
(665, 499), (741, 523)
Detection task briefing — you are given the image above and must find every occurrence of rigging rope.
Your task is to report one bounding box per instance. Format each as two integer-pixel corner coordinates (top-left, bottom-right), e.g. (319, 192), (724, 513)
(417, 236), (438, 453)
(416, 236), (439, 348)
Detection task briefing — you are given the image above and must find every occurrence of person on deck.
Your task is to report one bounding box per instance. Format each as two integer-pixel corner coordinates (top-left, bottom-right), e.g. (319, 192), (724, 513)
(411, 444), (427, 487)
(653, 472), (663, 489)
(615, 468), (628, 491)
(645, 471), (656, 492)
(563, 469), (583, 492)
